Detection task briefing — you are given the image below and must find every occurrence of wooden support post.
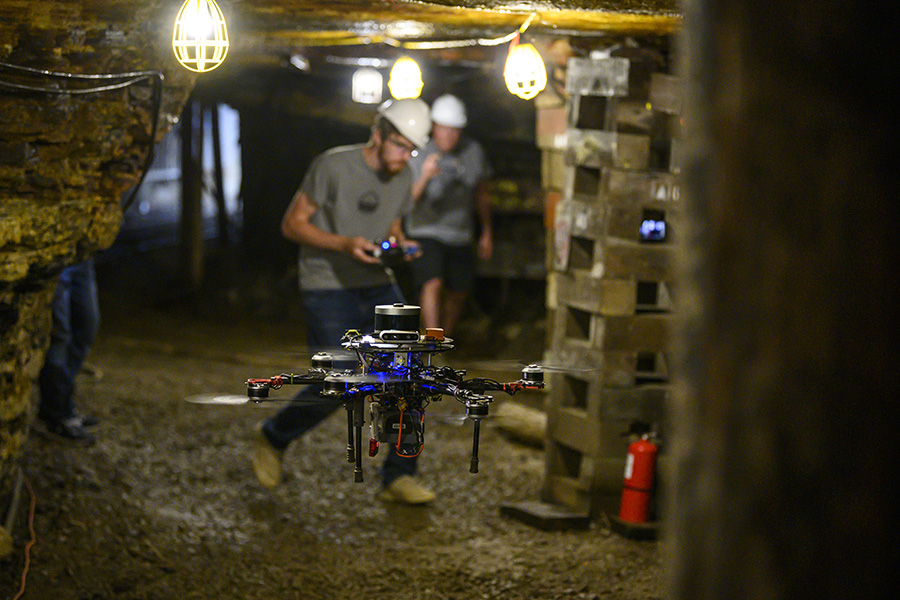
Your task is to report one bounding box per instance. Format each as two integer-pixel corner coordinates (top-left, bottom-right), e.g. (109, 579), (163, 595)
(180, 98), (204, 292)
(209, 101), (229, 245)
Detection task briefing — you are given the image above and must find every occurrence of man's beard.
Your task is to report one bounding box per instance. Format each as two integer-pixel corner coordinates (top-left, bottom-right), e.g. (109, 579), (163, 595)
(376, 146), (403, 180)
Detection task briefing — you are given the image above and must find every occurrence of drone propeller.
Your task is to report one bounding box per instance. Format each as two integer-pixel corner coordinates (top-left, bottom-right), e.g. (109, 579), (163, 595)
(430, 413), (496, 426)
(458, 359), (596, 375)
(185, 393), (253, 406)
(184, 393), (323, 408)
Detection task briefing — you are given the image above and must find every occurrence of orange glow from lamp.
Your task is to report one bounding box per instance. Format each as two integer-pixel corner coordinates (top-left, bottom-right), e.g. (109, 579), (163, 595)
(388, 56), (423, 99)
(173, 0), (229, 73)
(503, 38), (546, 100)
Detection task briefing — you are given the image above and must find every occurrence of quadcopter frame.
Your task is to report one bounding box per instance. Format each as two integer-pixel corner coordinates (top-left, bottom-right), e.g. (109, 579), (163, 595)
(246, 304), (545, 482)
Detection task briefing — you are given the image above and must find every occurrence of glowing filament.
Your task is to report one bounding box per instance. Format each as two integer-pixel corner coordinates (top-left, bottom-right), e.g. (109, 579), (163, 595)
(173, 0), (229, 73)
(388, 57), (423, 100)
(503, 42), (546, 100)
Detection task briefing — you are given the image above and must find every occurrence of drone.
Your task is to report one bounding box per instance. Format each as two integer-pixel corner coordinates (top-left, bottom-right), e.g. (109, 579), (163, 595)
(242, 303), (545, 482)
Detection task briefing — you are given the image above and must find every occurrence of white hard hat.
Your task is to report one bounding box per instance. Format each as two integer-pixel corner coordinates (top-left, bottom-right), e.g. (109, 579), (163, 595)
(430, 94), (467, 128)
(377, 98), (431, 149)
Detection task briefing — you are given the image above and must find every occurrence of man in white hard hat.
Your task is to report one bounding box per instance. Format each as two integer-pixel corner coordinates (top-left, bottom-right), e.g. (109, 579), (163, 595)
(405, 94), (493, 336)
(253, 98), (437, 505)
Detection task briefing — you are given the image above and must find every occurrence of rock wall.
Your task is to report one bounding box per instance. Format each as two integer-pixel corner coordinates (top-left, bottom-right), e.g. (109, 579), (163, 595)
(0, 1), (195, 505)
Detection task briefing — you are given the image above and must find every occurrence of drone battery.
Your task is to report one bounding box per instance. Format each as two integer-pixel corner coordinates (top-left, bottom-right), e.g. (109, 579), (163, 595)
(370, 404), (424, 456)
(374, 303), (420, 333)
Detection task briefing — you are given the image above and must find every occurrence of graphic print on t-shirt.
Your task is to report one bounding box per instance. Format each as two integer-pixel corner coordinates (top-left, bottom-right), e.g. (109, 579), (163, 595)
(357, 190), (379, 213)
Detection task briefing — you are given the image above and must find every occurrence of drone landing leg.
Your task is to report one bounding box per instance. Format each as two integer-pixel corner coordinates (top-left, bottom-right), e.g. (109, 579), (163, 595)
(352, 396), (365, 482)
(470, 420), (481, 473)
(346, 406), (355, 464)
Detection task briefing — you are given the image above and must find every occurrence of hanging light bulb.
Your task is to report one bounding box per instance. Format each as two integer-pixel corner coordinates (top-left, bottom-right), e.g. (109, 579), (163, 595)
(352, 68), (383, 104)
(173, 0), (229, 73)
(388, 56), (423, 100)
(503, 41), (547, 100)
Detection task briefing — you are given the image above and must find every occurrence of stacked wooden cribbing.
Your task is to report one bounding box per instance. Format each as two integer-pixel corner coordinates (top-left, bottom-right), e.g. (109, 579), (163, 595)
(540, 57), (682, 517)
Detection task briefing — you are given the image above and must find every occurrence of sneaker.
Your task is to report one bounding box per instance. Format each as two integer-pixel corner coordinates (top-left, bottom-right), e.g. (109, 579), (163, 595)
(44, 416), (95, 442)
(252, 424), (283, 489)
(378, 475), (436, 505)
(76, 413), (99, 428)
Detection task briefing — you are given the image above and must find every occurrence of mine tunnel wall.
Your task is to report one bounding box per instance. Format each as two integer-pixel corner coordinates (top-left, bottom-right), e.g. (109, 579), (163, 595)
(1, 1), (193, 501)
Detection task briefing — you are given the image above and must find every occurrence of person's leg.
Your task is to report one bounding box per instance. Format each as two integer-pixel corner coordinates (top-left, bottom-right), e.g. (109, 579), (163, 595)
(66, 259), (100, 425)
(65, 259), (100, 376)
(382, 445), (418, 485)
(441, 290), (467, 337)
(418, 278), (443, 329)
(38, 266), (76, 423)
(442, 244), (477, 337)
(408, 239), (444, 329)
(261, 289), (357, 449)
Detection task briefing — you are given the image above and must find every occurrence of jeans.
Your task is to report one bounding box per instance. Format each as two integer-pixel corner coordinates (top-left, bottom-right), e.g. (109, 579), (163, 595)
(261, 284), (418, 487)
(38, 259), (100, 423)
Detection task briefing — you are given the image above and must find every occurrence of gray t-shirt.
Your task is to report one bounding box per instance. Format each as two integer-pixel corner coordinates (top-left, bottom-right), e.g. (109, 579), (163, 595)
(405, 137), (491, 245)
(298, 144), (413, 290)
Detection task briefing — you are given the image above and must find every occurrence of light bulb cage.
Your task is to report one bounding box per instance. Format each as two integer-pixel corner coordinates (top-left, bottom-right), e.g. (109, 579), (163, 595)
(173, 0), (229, 73)
(352, 67), (384, 104)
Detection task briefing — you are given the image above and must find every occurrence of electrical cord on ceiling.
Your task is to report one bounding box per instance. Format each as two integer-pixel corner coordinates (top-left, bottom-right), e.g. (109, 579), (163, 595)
(0, 60), (164, 211)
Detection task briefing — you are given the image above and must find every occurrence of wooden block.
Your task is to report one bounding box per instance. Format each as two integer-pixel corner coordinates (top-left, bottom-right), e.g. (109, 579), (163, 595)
(546, 272), (559, 310)
(649, 73), (682, 115)
(598, 239), (676, 280)
(548, 406), (597, 455)
(565, 57), (630, 97)
(561, 235), (677, 281)
(499, 501), (590, 531)
(670, 138), (683, 174)
(604, 168), (681, 205)
(543, 474), (592, 514)
(541, 149), (568, 190)
(566, 196), (605, 240)
(613, 98), (655, 134)
(543, 189), (562, 230)
(555, 270), (636, 316)
(567, 128), (616, 169)
(536, 106), (569, 150)
(598, 384), (669, 423)
(549, 308), (672, 352)
(567, 129), (651, 170)
(544, 342), (671, 388)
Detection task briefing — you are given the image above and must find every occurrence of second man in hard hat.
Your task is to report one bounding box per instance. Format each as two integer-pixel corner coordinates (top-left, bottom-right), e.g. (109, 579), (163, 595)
(405, 94), (493, 336)
(252, 98), (437, 504)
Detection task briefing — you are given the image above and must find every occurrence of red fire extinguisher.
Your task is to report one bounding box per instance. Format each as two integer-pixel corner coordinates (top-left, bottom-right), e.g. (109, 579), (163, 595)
(619, 433), (658, 523)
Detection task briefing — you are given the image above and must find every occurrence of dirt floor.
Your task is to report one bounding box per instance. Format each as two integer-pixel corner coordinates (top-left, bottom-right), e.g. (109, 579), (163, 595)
(2, 243), (664, 600)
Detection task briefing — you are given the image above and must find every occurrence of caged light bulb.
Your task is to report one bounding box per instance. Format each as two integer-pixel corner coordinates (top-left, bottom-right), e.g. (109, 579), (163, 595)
(503, 42), (547, 100)
(173, 0), (229, 73)
(388, 56), (423, 100)
(352, 68), (383, 104)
